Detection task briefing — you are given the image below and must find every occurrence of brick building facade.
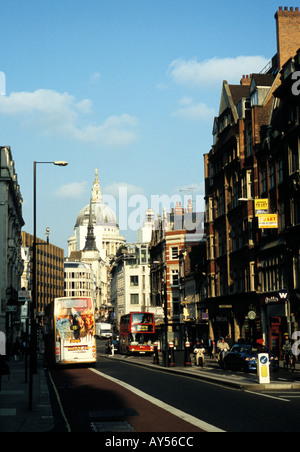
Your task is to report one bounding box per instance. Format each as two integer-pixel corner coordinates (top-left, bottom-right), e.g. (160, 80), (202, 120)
(204, 7), (300, 352)
(150, 203), (204, 346)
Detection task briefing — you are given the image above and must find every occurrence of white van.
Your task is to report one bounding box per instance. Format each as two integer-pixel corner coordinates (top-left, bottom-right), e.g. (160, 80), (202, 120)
(95, 322), (112, 339)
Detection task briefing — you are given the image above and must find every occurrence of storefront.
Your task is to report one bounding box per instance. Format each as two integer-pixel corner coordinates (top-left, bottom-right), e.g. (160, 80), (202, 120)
(208, 294), (262, 345)
(260, 290), (289, 356)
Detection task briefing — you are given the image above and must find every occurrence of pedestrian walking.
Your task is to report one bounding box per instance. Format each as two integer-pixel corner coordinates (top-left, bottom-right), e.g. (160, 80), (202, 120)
(208, 337), (215, 359)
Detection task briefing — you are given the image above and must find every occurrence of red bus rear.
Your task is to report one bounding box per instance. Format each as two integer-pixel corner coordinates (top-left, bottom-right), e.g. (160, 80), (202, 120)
(119, 312), (156, 355)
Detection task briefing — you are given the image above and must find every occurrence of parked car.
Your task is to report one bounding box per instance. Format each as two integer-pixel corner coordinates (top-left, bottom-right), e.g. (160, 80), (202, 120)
(223, 344), (279, 373)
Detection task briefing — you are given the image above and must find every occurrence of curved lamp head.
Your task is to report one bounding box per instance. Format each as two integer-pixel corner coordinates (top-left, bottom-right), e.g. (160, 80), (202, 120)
(53, 161), (68, 167)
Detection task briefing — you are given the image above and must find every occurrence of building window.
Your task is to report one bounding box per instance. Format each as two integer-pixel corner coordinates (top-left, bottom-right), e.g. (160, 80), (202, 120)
(279, 202), (285, 231)
(289, 138), (299, 174)
(172, 295), (180, 316)
(291, 197), (300, 226)
(171, 247), (179, 260)
(141, 248), (147, 263)
(277, 159), (284, 184)
(171, 270), (179, 286)
(218, 189), (225, 216)
(260, 255), (286, 293)
(269, 164), (275, 190)
(220, 270), (228, 296)
(130, 276), (139, 287)
(217, 225), (227, 257)
(232, 175), (240, 208)
(246, 127), (253, 157)
(130, 294), (139, 305)
(261, 168), (267, 194)
(251, 91), (258, 107)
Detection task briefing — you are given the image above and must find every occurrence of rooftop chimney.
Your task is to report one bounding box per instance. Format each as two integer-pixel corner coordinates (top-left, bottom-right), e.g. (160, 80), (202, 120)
(175, 201), (184, 216)
(240, 74), (251, 86)
(275, 7), (300, 69)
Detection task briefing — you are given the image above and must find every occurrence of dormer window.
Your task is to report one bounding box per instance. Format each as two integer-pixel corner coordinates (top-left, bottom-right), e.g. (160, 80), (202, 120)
(251, 90), (258, 107)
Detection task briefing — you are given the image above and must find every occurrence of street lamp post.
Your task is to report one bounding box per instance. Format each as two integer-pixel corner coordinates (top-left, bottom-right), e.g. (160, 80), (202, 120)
(28, 161), (68, 411)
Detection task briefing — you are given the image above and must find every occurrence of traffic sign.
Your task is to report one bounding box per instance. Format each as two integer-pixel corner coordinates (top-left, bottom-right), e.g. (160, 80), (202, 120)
(257, 353), (270, 384)
(18, 290), (31, 303)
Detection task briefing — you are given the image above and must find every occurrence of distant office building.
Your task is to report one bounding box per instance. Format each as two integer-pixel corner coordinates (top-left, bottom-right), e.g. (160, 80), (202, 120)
(21, 231), (64, 318)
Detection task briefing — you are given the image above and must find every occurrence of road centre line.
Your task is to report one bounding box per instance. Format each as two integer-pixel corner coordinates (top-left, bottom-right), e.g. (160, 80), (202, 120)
(89, 367), (225, 433)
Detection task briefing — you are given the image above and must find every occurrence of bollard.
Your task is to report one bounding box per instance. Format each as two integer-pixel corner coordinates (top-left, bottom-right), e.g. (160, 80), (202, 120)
(257, 353), (270, 384)
(169, 342), (176, 367)
(184, 341), (192, 367)
(153, 343), (160, 365)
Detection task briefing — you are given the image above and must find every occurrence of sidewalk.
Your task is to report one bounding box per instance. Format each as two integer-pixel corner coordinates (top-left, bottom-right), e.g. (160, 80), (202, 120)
(0, 355), (54, 432)
(100, 352), (300, 391)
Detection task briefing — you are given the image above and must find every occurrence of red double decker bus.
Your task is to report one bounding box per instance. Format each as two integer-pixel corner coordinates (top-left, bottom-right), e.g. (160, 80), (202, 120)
(119, 312), (156, 355)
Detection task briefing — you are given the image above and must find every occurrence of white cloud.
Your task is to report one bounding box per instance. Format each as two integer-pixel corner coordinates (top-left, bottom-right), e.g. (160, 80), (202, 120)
(104, 182), (145, 198)
(0, 89), (138, 147)
(74, 114), (139, 146)
(172, 97), (216, 121)
(55, 181), (88, 198)
(168, 55), (270, 87)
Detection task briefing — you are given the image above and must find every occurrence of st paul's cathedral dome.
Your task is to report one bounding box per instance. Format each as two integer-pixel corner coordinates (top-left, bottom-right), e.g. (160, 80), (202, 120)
(68, 170), (125, 259)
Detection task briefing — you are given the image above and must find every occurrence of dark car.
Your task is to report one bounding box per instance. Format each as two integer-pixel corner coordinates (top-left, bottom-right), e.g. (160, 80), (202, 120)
(223, 344), (279, 373)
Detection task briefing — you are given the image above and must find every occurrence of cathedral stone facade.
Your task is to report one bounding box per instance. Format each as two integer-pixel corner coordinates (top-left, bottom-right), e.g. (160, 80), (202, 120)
(67, 170), (125, 316)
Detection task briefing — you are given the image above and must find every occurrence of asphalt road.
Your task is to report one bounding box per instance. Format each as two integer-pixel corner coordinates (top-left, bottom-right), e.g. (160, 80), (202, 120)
(95, 357), (300, 433)
(49, 352), (300, 433)
(50, 363), (208, 433)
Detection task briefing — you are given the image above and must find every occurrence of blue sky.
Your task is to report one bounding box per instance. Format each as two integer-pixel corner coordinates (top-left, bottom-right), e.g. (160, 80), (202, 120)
(0, 0), (287, 252)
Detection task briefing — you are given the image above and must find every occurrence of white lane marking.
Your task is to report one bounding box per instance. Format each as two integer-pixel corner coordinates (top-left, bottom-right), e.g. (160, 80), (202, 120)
(245, 390), (290, 402)
(48, 370), (71, 432)
(89, 367), (225, 433)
